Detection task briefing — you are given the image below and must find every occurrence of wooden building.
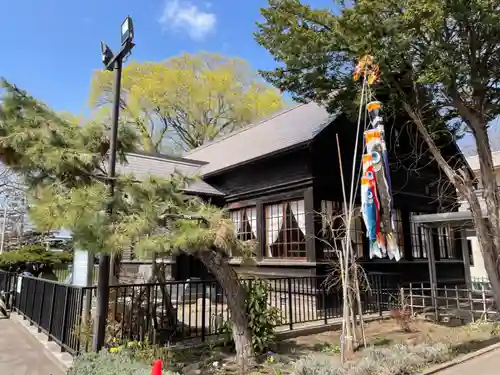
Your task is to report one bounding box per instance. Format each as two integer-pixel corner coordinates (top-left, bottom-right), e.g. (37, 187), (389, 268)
(121, 102), (472, 287)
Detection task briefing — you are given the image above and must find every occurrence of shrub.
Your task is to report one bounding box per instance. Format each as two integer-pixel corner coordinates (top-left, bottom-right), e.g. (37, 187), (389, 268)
(0, 244), (72, 269)
(292, 354), (345, 375)
(291, 343), (451, 375)
(69, 350), (180, 375)
(222, 278), (282, 354)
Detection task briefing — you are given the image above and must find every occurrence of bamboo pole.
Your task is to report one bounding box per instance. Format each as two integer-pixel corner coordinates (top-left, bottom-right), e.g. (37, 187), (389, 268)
(336, 134), (353, 361)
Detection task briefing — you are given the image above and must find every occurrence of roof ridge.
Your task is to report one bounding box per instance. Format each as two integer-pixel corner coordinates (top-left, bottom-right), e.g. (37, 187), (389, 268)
(184, 103), (307, 156)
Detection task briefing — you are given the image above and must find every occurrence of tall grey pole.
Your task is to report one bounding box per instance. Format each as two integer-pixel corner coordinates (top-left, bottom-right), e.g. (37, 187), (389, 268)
(92, 58), (122, 352)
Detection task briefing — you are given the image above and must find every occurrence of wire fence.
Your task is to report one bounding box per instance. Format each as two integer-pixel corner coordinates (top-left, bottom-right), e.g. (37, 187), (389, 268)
(402, 282), (497, 323)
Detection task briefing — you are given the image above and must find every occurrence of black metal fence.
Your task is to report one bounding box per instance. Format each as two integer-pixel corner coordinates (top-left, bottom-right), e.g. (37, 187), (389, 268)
(0, 271), (400, 355)
(0, 271), (90, 354)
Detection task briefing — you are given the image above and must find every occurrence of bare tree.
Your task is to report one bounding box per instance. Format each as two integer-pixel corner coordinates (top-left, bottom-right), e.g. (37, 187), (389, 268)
(319, 208), (369, 361)
(0, 165), (27, 251)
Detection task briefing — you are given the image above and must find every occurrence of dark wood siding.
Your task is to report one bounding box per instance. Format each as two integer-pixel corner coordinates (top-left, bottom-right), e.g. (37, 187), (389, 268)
(310, 114), (457, 210)
(204, 147), (313, 201)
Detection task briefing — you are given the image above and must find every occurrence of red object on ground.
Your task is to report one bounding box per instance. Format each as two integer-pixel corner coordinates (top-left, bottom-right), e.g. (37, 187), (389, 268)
(151, 360), (162, 375)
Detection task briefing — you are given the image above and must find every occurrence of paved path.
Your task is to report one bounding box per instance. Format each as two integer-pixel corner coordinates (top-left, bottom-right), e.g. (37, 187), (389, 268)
(438, 348), (500, 375)
(0, 318), (64, 375)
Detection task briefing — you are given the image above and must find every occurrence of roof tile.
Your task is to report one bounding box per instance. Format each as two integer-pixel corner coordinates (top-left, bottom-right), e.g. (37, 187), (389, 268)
(119, 153), (223, 196)
(184, 102), (335, 176)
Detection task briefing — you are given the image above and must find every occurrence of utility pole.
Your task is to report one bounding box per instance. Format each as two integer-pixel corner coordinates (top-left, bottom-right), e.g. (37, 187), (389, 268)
(92, 16), (135, 352)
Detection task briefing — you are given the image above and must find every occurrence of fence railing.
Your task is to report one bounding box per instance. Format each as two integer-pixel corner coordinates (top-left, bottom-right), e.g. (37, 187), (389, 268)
(403, 283), (497, 322)
(0, 271), (401, 355)
(53, 264), (99, 283)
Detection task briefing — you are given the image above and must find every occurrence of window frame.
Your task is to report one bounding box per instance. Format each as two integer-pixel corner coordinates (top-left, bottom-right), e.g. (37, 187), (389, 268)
(264, 199), (306, 259)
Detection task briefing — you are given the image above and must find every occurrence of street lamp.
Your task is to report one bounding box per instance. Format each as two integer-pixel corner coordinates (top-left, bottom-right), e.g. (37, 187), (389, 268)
(92, 15), (135, 352)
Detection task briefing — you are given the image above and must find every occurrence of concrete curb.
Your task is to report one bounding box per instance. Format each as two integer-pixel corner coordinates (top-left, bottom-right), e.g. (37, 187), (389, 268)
(420, 342), (500, 374)
(10, 312), (73, 373)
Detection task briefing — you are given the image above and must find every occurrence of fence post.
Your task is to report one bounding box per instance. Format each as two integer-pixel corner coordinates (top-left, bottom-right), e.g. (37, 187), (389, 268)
(468, 287), (475, 323)
(60, 287), (70, 350)
(400, 287), (405, 309)
(201, 280), (207, 342)
(377, 287), (382, 316)
(21, 277), (28, 317)
(29, 279), (37, 323)
(287, 278), (293, 330)
(409, 284), (414, 316)
(322, 283), (327, 324)
(47, 284), (57, 340)
(444, 286), (449, 309)
(76, 288), (85, 354)
(29, 280), (38, 325)
(37, 282), (46, 330)
(8, 274), (14, 310)
(421, 283), (425, 310)
(481, 284), (486, 318)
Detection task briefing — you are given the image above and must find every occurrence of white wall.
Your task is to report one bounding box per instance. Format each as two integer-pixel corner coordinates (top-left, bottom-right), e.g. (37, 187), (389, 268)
(468, 236), (488, 279)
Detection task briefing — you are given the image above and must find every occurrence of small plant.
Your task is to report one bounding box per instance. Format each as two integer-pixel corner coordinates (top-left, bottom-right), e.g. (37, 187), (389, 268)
(69, 350), (180, 375)
(491, 322), (500, 336)
(390, 303), (413, 333)
(313, 343), (341, 354)
(222, 278), (281, 354)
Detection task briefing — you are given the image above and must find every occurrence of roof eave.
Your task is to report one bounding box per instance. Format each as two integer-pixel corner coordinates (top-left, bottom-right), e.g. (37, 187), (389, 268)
(411, 210), (486, 228)
(183, 187), (225, 197)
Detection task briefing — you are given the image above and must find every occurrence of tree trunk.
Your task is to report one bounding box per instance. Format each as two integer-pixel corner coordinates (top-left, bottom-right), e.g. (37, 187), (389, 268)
(196, 249), (256, 369)
(401, 100), (500, 310)
(468, 121), (500, 308)
(109, 253), (121, 285)
(153, 261), (178, 329)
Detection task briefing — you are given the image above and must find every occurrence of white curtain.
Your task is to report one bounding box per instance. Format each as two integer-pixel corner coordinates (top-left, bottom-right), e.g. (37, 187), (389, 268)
(290, 200), (306, 235)
(266, 203), (284, 257)
(230, 210), (243, 233)
(230, 210), (243, 257)
(247, 207), (257, 238)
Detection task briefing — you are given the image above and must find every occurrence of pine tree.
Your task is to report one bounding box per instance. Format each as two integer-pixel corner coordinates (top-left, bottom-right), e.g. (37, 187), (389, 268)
(0, 79), (256, 365)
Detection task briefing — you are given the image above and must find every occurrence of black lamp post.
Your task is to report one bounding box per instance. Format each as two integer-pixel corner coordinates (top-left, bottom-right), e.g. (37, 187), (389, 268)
(92, 16), (135, 352)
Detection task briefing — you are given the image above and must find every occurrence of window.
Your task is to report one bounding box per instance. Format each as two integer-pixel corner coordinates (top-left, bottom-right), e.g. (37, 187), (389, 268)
(265, 200), (306, 258)
(371, 208), (405, 259)
(410, 215), (457, 259)
(468, 240), (474, 266)
(393, 209), (405, 257)
(410, 212), (427, 259)
(229, 207), (257, 256)
(435, 225), (456, 259)
(320, 200), (364, 259)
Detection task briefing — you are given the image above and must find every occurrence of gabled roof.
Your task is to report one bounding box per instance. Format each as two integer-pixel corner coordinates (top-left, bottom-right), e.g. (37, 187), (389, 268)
(184, 102), (336, 176)
(118, 153), (224, 196)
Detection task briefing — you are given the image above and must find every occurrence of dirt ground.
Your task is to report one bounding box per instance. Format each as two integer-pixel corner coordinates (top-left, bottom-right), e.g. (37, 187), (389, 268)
(286, 318), (498, 356)
(154, 318), (500, 374)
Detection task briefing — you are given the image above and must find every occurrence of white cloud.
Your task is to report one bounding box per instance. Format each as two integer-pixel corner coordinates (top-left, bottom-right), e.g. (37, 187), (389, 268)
(159, 0), (216, 41)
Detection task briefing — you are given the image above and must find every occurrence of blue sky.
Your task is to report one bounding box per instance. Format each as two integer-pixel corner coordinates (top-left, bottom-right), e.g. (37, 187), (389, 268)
(0, 0), (335, 114)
